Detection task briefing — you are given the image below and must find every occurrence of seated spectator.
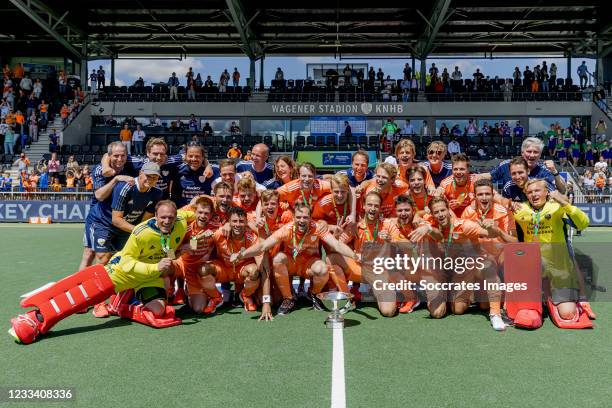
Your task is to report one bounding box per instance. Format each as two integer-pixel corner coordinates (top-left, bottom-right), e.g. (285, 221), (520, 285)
(133, 77), (145, 88)
(230, 121), (241, 135)
(243, 149), (252, 161)
(151, 113), (162, 127)
(51, 177), (62, 192)
(202, 122), (213, 137)
(448, 138), (461, 155)
(227, 143), (242, 159)
(204, 76), (214, 89)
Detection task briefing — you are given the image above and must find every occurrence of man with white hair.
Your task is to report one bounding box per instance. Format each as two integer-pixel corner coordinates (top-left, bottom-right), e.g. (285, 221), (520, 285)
(480, 137), (566, 193)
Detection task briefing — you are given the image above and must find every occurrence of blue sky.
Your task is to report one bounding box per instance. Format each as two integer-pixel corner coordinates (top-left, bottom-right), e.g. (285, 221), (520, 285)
(89, 56), (596, 88)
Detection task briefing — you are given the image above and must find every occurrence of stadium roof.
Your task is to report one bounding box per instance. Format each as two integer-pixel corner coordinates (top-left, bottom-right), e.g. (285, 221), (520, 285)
(2, 0), (609, 60)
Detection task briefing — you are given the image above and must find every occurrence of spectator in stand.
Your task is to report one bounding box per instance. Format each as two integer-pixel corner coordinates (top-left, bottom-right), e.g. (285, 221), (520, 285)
(82, 165), (93, 191)
(230, 121), (241, 135)
(381, 118), (399, 152)
(512, 67), (521, 82)
(133, 77), (145, 88)
(202, 122), (213, 138)
(32, 79), (43, 99)
(185, 67), (194, 82)
(438, 122), (449, 137)
(448, 138), (461, 156)
(2, 64), (11, 78)
(451, 66), (462, 91)
(219, 69), (229, 92)
(403, 119), (415, 136)
(204, 75), (213, 89)
(577, 61), (590, 89)
(541, 62), (549, 92)
(51, 176), (61, 192)
(187, 77), (196, 101)
(570, 138), (581, 166)
(119, 123), (132, 155)
(376, 67), (384, 82)
(38, 164), (49, 191)
(428, 64), (438, 83)
(15, 110), (25, 149)
(20, 74), (32, 94)
(549, 63), (557, 85)
(132, 124), (146, 156)
(2, 171), (12, 191)
(275, 67), (284, 82)
(25, 94), (36, 120)
(501, 79), (513, 102)
(3, 123), (14, 155)
(227, 143), (242, 159)
(367, 67), (375, 86)
(232, 68), (240, 87)
(195, 73), (203, 88)
(89, 69), (97, 94)
(343, 121), (352, 138)
(465, 119), (478, 139)
(473, 68), (484, 89)
(15, 152), (30, 172)
(58, 70), (66, 95)
(60, 104), (69, 126)
(46, 152), (61, 178)
(594, 171), (606, 197)
(97, 66), (105, 90)
(594, 118), (607, 142)
(409, 75), (419, 102)
(243, 149), (252, 161)
(188, 114), (199, 132)
(594, 85), (606, 111)
(151, 113), (162, 127)
(168, 72), (179, 101)
(421, 120), (430, 138)
(48, 130), (59, 153)
(343, 64), (352, 85)
(28, 111), (38, 143)
(594, 155), (608, 174)
(403, 63), (412, 80)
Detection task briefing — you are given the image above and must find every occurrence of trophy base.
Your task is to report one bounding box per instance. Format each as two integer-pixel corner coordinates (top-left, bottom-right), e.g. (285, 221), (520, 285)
(325, 316), (344, 329)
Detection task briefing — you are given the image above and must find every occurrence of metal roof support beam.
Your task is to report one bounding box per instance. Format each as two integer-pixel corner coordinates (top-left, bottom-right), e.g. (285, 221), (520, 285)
(9, 0), (83, 59)
(415, 0), (452, 59)
(225, 0), (264, 59)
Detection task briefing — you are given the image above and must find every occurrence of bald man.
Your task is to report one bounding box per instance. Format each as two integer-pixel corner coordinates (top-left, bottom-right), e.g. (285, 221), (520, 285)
(236, 143), (274, 184)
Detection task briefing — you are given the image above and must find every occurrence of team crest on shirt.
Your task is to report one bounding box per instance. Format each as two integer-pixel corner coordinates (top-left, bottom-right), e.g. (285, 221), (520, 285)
(453, 233), (459, 239)
(545, 214), (552, 219)
(97, 238), (106, 246)
(311, 236), (317, 241)
(198, 176), (207, 183)
(162, 170), (169, 176)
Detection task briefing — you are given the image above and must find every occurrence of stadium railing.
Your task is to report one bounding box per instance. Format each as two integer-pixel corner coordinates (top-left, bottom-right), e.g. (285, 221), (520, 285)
(96, 85), (251, 103)
(0, 188), (93, 201)
(574, 194), (612, 203)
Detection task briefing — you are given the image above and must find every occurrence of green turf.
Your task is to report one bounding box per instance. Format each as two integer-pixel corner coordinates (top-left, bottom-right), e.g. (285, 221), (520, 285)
(1, 225), (611, 408)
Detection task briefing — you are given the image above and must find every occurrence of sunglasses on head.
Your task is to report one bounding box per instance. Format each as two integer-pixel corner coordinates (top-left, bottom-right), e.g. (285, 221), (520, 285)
(428, 150), (444, 155)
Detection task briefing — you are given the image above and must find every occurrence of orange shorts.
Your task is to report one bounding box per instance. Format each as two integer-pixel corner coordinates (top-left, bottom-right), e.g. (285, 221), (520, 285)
(172, 258), (205, 296)
(207, 259), (255, 283)
(283, 255), (320, 279)
(340, 256), (362, 283)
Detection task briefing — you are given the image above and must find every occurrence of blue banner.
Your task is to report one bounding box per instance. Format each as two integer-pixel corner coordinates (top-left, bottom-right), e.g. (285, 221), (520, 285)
(575, 204), (612, 226)
(0, 201), (90, 222)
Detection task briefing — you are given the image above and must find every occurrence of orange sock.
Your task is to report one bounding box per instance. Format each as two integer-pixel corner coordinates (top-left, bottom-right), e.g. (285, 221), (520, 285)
(329, 265), (350, 293)
(273, 263), (292, 299)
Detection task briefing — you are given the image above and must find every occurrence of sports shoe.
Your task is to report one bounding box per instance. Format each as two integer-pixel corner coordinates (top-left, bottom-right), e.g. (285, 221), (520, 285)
(9, 310), (42, 344)
(240, 291), (257, 312)
(490, 314), (507, 331)
(398, 299), (421, 314)
(349, 284), (362, 304)
(203, 297), (224, 315)
(92, 303), (110, 318)
(310, 292), (325, 311)
(579, 301), (597, 320)
(277, 298), (296, 316)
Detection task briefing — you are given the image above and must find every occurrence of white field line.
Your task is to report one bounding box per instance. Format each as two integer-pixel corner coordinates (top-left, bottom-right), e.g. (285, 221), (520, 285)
(331, 325), (346, 408)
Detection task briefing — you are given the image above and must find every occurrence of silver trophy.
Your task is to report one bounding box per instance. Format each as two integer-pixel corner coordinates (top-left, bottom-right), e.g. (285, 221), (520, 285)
(317, 292), (354, 329)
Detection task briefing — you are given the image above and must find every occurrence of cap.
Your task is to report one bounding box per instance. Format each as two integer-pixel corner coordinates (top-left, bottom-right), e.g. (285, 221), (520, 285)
(142, 161), (161, 175)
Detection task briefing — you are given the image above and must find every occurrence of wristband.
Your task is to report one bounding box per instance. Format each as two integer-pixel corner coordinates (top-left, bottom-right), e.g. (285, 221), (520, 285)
(262, 295), (271, 304)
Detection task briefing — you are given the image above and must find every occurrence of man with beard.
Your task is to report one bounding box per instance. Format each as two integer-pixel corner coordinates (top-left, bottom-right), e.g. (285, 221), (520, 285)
(438, 153), (477, 217)
(233, 201), (358, 316)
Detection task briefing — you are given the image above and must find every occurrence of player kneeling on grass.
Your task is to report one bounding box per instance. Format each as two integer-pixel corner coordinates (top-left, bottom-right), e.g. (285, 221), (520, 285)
(231, 200), (358, 316)
(511, 179), (591, 329)
(200, 206), (261, 314)
(9, 200), (192, 344)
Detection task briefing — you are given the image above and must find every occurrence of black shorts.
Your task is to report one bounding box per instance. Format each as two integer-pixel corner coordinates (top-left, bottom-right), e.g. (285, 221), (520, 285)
(136, 287), (167, 304)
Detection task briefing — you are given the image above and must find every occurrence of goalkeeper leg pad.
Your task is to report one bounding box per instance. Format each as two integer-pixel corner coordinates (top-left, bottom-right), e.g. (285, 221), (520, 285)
(116, 303), (181, 328)
(503, 243), (543, 329)
(546, 298), (593, 329)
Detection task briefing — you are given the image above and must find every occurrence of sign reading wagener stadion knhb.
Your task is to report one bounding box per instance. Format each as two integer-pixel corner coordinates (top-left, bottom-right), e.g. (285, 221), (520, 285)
(269, 103), (404, 115)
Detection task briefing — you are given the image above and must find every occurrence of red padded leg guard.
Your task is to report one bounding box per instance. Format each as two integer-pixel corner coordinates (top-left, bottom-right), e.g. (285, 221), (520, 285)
(16, 265), (115, 336)
(503, 243), (543, 326)
(579, 301), (597, 320)
(546, 298), (593, 329)
(107, 289), (135, 316)
(116, 304), (181, 328)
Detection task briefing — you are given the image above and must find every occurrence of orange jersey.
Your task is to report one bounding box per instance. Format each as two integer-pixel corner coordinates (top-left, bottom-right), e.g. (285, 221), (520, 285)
(66, 176), (75, 188)
(208, 207), (228, 229)
(247, 211), (290, 239)
(409, 191), (432, 212)
(179, 220), (217, 266)
(232, 194), (258, 214)
(272, 221), (331, 260)
(359, 179), (409, 218)
(461, 203), (511, 256)
(311, 194), (349, 225)
(84, 176), (93, 190)
(227, 148), (242, 158)
(343, 218), (400, 253)
(277, 179), (331, 210)
(439, 174), (477, 217)
(398, 163), (435, 189)
(212, 228), (258, 269)
(426, 217), (482, 258)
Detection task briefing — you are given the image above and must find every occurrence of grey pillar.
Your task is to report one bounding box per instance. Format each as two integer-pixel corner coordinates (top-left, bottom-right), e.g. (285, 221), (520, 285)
(567, 53), (572, 80)
(259, 55), (265, 91)
(110, 57), (115, 87)
(596, 40), (604, 86)
(249, 57), (256, 89)
(420, 58), (427, 90)
(80, 41), (88, 91)
(411, 56), (415, 77)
